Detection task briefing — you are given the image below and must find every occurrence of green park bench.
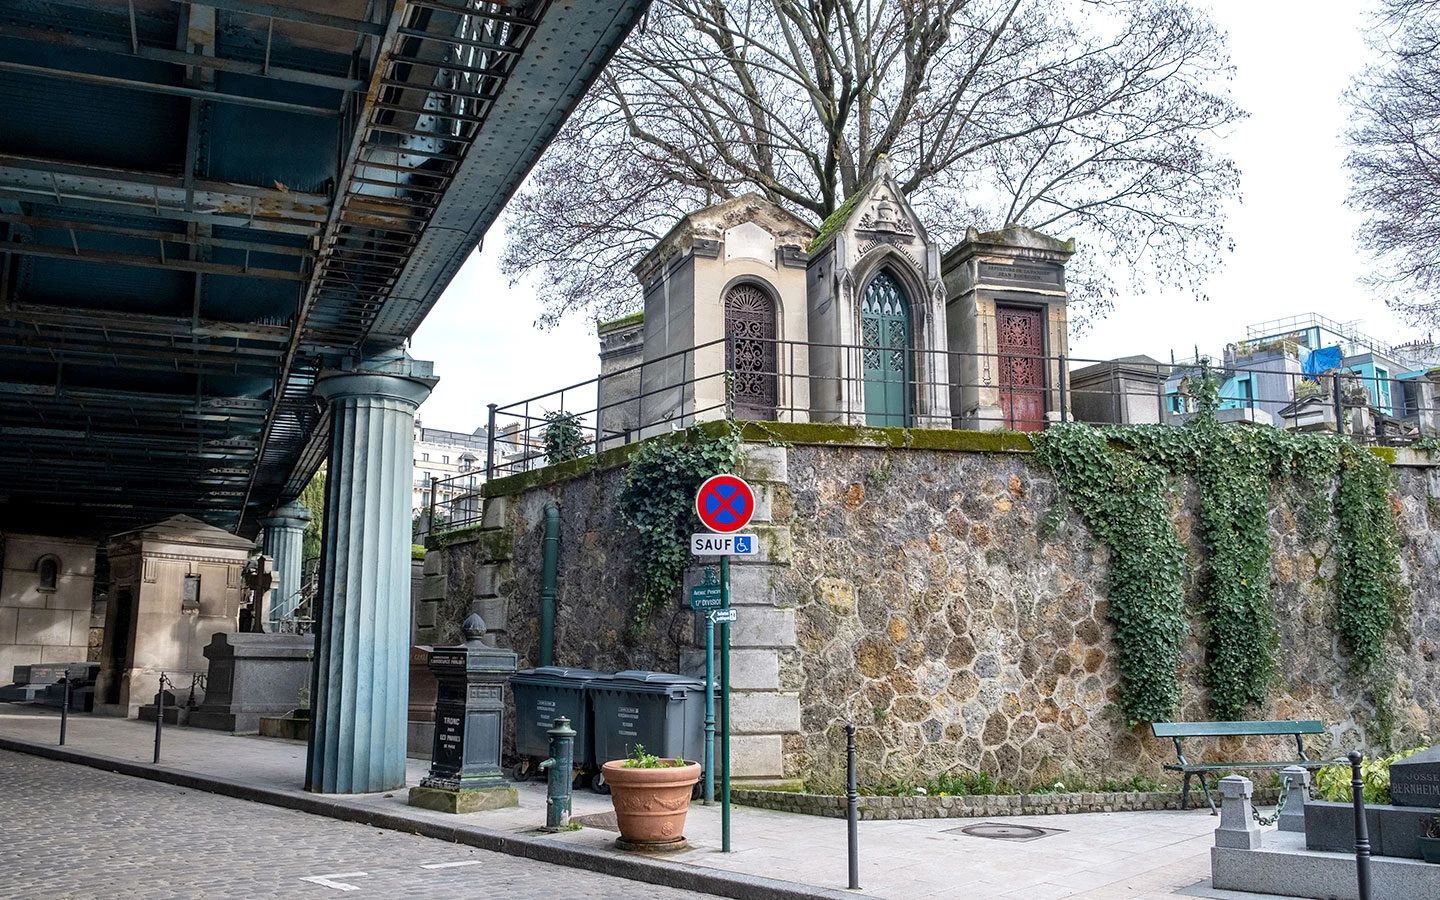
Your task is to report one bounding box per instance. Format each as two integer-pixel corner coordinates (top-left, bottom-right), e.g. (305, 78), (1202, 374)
(1151, 720), (1338, 814)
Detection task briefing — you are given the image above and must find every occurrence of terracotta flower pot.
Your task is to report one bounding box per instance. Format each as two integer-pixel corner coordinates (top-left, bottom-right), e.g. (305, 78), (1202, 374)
(601, 759), (701, 851)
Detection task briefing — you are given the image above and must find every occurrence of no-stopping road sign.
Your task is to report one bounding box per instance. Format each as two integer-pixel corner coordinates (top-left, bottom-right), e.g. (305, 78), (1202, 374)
(695, 474), (756, 533)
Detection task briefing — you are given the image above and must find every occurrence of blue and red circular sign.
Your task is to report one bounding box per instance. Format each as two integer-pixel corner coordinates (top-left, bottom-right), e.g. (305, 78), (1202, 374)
(695, 474), (755, 533)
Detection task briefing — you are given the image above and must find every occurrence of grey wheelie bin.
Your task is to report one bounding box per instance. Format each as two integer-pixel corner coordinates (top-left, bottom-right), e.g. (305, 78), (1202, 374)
(509, 666), (609, 781)
(588, 670), (709, 793)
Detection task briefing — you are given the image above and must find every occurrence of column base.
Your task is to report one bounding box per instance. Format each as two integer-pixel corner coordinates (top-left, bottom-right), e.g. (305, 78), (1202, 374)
(407, 784), (518, 814)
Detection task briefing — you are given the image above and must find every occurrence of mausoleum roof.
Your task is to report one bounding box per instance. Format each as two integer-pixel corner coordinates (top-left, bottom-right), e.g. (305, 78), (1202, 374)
(634, 193), (816, 282)
(109, 514), (257, 552)
(806, 157), (930, 256)
(965, 225), (1076, 255)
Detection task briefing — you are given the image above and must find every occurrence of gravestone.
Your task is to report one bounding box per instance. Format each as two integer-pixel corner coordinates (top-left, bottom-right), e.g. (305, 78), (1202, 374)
(1, 662), (96, 704)
(407, 614), (518, 814)
(188, 632), (314, 733)
(1304, 746), (1440, 859)
(1388, 746), (1440, 808)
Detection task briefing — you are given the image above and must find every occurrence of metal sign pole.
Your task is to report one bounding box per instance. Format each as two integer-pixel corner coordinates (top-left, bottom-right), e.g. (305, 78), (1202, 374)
(704, 601), (716, 806)
(721, 553), (732, 853)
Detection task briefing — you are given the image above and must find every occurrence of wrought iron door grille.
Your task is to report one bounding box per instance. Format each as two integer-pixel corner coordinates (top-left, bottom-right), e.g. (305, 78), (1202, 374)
(725, 283), (777, 419)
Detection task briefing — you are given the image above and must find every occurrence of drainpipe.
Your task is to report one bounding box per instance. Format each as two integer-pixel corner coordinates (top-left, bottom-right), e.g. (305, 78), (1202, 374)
(539, 504), (560, 667)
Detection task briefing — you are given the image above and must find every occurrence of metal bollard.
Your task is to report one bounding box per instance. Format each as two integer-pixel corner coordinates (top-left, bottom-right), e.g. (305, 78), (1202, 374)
(58, 674), (70, 746)
(153, 673), (168, 764)
(1349, 751), (1372, 900)
(538, 716), (576, 831)
(846, 723), (859, 890)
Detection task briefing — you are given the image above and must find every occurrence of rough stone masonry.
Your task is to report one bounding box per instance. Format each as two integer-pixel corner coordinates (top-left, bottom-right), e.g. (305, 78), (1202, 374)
(425, 436), (1440, 787)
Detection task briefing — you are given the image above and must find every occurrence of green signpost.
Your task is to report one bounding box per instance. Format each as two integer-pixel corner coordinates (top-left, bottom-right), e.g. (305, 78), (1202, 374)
(692, 474), (755, 853)
(691, 567), (723, 806)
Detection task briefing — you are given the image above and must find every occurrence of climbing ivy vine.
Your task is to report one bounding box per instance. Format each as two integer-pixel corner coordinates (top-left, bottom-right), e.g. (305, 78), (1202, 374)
(1032, 426), (1187, 724)
(1034, 381), (1404, 725)
(1334, 443), (1403, 671)
(619, 426), (740, 632)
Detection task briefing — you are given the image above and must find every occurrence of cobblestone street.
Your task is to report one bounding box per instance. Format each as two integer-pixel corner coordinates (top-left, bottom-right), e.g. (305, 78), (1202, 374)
(0, 751), (692, 899)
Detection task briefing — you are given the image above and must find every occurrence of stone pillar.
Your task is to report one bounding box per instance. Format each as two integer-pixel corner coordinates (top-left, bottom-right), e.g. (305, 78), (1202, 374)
(306, 355), (437, 794)
(679, 445), (800, 782)
(1277, 765), (1310, 833)
(1215, 775), (1262, 849)
(260, 501), (311, 629)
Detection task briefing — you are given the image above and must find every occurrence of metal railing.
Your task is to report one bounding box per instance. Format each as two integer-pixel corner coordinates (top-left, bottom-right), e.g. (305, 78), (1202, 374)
(422, 338), (1439, 532)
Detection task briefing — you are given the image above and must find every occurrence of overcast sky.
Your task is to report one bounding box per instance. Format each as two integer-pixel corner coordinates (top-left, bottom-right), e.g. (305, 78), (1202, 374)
(410, 0), (1408, 432)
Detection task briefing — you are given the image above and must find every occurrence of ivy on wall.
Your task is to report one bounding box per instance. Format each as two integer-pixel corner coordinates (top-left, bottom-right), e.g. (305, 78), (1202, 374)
(1335, 443), (1404, 671)
(1033, 426), (1187, 724)
(619, 426), (739, 631)
(1035, 389), (1404, 725)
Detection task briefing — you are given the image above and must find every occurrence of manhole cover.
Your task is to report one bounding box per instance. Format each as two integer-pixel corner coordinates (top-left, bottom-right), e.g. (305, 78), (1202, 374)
(942, 822), (1063, 842)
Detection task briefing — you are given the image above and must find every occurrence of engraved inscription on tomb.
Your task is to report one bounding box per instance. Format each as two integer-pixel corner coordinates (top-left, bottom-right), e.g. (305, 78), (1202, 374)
(1388, 746), (1440, 808)
(978, 261), (1062, 288)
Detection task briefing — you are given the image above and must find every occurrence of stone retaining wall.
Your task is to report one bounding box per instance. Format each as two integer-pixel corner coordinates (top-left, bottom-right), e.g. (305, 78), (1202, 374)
(731, 786), (1280, 820)
(426, 426), (1440, 787)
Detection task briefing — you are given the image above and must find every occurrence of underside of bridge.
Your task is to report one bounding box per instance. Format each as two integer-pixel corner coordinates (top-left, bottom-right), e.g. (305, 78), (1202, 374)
(0, 0), (644, 537)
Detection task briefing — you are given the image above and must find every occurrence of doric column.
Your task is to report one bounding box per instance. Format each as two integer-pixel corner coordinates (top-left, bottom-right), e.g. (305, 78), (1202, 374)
(260, 501), (311, 629)
(306, 355), (436, 794)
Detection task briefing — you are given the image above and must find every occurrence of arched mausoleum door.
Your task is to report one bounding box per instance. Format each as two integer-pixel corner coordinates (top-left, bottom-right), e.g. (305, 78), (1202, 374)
(724, 282), (778, 420)
(860, 271), (913, 427)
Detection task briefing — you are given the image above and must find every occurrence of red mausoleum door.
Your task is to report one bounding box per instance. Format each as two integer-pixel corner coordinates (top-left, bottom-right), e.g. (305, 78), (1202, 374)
(996, 305), (1045, 431)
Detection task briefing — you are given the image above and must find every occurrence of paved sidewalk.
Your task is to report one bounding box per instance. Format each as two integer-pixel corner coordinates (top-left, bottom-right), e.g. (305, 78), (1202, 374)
(0, 705), (1301, 900)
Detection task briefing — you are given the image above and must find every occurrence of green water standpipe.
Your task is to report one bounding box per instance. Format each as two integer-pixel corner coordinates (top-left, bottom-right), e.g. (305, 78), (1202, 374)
(539, 504), (560, 667)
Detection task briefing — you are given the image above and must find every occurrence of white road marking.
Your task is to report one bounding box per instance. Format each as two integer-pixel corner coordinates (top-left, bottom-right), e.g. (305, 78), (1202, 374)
(420, 860), (483, 870)
(300, 872), (368, 891)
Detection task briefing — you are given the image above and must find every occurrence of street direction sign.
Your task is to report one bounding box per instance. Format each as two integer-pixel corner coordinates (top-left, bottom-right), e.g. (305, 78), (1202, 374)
(690, 533), (757, 556)
(695, 474), (756, 533)
(710, 608), (737, 624)
(689, 571), (725, 610)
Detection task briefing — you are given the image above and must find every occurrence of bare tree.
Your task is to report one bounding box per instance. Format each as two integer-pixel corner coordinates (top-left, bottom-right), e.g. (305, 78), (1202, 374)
(503, 0), (1243, 327)
(1347, 0), (1440, 327)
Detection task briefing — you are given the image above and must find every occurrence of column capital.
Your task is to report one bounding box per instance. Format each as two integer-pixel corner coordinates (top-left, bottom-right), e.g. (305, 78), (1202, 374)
(260, 501), (312, 530)
(316, 353), (438, 408)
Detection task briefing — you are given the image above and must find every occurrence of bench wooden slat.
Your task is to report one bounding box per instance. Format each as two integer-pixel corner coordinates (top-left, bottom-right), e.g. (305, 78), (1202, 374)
(1162, 759), (1337, 772)
(1151, 720), (1325, 739)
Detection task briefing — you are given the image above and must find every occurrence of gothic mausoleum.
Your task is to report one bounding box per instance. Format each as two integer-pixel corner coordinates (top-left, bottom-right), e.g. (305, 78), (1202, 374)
(599, 160), (1075, 434)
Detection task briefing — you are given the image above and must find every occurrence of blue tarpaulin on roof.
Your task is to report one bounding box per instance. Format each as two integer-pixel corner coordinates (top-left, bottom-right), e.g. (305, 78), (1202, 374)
(1303, 345), (1345, 375)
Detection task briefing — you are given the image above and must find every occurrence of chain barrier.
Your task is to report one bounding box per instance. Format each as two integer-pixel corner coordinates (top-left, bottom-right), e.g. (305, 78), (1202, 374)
(1253, 775), (1292, 826)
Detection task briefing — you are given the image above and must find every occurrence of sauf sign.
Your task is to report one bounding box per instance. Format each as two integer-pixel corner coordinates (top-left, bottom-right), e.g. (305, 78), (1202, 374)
(692, 473), (757, 555)
(688, 471), (758, 853)
(690, 533), (756, 555)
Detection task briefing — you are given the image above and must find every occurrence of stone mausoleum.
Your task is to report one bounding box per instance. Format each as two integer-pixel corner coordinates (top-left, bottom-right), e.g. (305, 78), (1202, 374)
(96, 515), (253, 717)
(599, 161), (1075, 435)
(0, 533), (97, 676)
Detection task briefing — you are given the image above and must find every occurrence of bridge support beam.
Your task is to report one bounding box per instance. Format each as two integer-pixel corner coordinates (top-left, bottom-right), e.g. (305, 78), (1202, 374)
(306, 355), (436, 794)
(260, 502), (312, 629)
